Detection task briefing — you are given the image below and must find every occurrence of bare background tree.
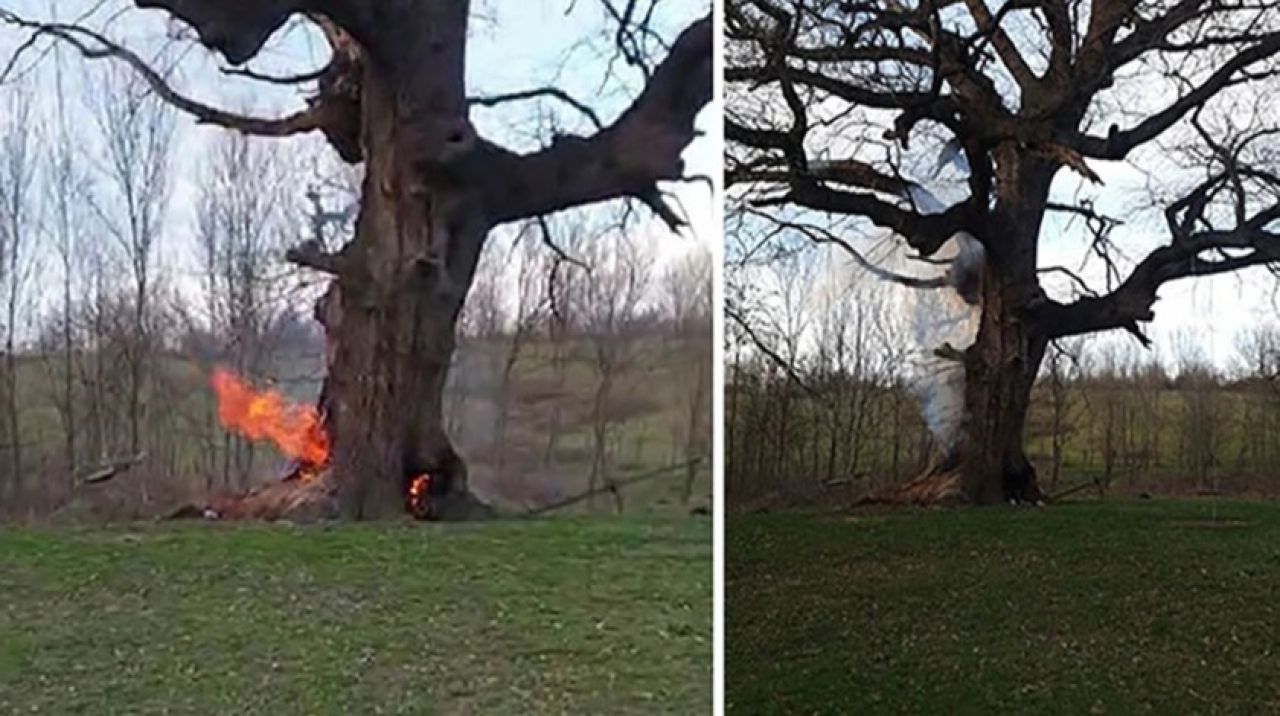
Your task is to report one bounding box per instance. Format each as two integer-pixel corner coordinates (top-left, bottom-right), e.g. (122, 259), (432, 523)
(662, 245), (713, 504)
(581, 230), (655, 512)
(39, 25), (88, 495)
(0, 86), (37, 500)
(88, 62), (175, 505)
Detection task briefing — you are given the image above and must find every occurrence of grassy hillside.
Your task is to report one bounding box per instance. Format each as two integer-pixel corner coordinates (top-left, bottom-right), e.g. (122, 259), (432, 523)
(0, 516), (711, 714)
(727, 499), (1280, 714)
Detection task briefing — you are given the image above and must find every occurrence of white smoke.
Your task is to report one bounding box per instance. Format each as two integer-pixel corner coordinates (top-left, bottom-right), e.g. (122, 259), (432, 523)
(812, 138), (986, 451)
(906, 232), (983, 449)
(862, 141), (985, 451)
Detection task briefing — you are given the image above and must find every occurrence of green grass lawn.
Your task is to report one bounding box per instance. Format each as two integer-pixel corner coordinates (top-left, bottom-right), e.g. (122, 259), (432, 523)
(0, 516), (710, 715)
(727, 499), (1280, 715)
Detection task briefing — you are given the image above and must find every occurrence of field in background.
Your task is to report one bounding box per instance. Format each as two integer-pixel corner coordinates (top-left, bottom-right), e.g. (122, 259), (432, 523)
(7, 331), (710, 521)
(727, 499), (1280, 714)
(727, 372), (1280, 510)
(450, 335), (711, 514)
(0, 516), (711, 714)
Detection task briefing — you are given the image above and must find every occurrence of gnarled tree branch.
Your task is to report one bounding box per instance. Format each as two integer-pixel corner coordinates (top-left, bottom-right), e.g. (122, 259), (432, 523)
(0, 11), (333, 139)
(471, 15), (711, 231)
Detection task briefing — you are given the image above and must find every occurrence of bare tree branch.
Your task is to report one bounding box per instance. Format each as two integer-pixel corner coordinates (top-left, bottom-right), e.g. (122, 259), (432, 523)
(473, 15), (711, 230)
(469, 87), (604, 130)
(0, 12), (332, 139)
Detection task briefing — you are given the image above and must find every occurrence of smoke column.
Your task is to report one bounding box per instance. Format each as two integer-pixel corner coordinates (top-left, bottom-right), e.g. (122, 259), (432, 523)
(894, 151), (986, 451)
(906, 232), (983, 449)
(826, 141), (984, 451)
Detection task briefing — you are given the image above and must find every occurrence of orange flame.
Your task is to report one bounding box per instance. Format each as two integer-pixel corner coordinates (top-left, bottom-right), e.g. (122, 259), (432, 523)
(408, 474), (431, 517)
(210, 368), (330, 469)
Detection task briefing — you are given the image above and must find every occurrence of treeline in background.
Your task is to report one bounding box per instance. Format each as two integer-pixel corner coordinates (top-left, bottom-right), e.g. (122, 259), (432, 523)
(0, 63), (712, 522)
(727, 252), (1280, 511)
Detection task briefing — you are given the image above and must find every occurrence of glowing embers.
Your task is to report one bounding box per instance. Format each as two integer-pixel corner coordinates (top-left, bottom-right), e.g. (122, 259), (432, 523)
(407, 474), (433, 520)
(209, 368), (330, 476)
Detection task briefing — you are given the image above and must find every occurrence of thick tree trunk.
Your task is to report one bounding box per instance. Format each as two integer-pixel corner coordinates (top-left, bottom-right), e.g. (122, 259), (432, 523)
(948, 155), (1055, 504)
(319, 173), (489, 517)
(320, 276), (479, 519)
(310, 5), (492, 521)
(954, 284), (1047, 504)
(886, 280), (1047, 506)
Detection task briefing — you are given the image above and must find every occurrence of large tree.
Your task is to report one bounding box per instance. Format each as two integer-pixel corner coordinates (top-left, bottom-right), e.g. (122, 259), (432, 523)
(4, 1), (710, 519)
(727, 0), (1280, 504)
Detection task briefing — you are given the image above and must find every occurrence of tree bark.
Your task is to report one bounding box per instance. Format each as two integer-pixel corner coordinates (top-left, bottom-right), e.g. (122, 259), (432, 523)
(891, 293), (1047, 506)
(305, 2), (493, 520)
(963, 151), (1059, 503)
(953, 158), (1053, 505)
(887, 157), (1055, 506)
(954, 285), (1048, 504)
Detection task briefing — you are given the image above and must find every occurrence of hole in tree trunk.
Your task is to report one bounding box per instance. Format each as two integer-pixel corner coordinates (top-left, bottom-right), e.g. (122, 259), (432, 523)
(403, 469), (455, 521)
(405, 474), (433, 520)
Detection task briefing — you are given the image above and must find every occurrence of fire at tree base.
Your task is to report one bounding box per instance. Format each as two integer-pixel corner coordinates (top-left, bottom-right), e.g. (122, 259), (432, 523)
(166, 468), (498, 523)
(170, 369), (498, 522)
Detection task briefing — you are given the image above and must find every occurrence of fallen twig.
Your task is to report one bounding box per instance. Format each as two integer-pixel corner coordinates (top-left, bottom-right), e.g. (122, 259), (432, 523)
(80, 453), (147, 484)
(523, 458), (703, 517)
(1048, 477), (1103, 502)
